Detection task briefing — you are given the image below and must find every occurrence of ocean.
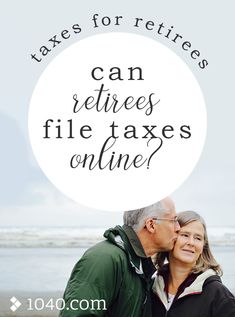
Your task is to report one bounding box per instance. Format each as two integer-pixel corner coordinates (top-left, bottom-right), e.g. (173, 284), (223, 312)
(0, 226), (235, 293)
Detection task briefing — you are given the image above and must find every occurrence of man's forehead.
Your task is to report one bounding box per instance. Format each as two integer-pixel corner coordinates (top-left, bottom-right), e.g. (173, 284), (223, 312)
(161, 197), (175, 211)
(163, 209), (176, 217)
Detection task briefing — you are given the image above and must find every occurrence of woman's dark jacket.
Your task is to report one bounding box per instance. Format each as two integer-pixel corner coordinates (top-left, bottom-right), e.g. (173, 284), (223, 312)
(152, 267), (235, 317)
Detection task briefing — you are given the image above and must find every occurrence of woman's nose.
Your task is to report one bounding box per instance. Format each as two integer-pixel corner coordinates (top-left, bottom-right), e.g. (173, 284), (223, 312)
(187, 235), (195, 245)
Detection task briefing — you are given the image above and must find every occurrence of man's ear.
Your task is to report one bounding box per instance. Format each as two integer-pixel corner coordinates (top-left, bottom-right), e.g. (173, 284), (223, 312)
(145, 218), (157, 233)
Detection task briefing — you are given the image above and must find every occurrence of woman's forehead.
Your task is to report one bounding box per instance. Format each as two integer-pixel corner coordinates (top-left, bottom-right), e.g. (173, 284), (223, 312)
(180, 220), (204, 235)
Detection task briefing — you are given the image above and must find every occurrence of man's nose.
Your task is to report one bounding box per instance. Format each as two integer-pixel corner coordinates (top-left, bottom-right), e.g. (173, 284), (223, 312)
(175, 221), (180, 232)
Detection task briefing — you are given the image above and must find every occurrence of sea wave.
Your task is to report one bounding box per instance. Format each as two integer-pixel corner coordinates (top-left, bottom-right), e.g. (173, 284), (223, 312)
(0, 226), (235, 247)
(0, 227), (104, 248)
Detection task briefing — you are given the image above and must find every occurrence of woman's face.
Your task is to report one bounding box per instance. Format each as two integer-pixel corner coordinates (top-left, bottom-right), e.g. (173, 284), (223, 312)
(170, 220), (204, 266)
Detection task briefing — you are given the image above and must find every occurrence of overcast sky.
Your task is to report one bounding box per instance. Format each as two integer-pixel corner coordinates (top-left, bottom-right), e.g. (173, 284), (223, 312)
(0, 0), (234, 228)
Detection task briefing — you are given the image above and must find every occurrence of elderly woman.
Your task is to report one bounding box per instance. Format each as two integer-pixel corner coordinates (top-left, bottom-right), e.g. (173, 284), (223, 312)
(152, 211), (235, 317)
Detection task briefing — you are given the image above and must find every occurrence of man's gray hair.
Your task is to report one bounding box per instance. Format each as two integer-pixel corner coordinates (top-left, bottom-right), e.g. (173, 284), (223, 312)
(123, 201), (168, 231)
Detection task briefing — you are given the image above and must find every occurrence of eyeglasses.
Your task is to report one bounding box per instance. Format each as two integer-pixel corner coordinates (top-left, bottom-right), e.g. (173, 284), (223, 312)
(152, 216), (179, 225)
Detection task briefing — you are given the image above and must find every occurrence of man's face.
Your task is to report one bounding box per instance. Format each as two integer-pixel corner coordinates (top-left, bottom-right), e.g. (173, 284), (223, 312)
(153, 211), (180, 251)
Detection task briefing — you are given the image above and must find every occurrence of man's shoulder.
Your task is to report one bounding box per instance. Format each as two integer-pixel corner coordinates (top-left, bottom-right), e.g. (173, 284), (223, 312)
(71, 239), (129, 277)
(85, 239), (127, 259)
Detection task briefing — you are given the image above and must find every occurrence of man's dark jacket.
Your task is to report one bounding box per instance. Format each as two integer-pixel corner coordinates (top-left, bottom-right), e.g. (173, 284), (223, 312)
(60, 225), (156, 317)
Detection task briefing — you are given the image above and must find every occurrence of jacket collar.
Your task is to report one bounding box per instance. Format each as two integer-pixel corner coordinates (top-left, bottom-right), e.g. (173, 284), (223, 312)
(122, 224), (147, 258)
(104, 225), (156, 280)
(153, 266), (217, 309)
(178, 269), (216, 299)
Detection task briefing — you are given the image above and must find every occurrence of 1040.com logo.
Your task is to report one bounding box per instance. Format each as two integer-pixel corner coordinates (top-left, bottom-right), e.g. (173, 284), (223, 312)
(9, 296), (107, 312)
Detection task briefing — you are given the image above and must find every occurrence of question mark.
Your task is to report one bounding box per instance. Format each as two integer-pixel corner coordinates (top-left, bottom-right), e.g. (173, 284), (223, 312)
(147, 137), (163, 169)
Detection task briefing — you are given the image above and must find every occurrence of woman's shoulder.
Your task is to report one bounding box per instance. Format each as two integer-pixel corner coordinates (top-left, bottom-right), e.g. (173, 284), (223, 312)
(203, 274), (235, 299)
(202, 274), (235, 316)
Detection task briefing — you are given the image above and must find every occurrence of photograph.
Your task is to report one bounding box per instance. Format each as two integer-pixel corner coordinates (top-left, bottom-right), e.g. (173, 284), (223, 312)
(0, 1), (235, 316)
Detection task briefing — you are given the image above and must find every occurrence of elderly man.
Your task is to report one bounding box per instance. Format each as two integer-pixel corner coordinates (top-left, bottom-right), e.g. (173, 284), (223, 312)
(60, 197), (179, 317)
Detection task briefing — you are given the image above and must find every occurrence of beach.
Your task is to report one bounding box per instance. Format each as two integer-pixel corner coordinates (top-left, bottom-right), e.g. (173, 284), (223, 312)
(0, 227), (235, 316)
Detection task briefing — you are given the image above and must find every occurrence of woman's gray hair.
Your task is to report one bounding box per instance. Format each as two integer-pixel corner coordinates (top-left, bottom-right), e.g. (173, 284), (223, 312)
(156, 210), (222, 275)
(123, 201), (167, 231)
